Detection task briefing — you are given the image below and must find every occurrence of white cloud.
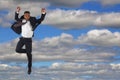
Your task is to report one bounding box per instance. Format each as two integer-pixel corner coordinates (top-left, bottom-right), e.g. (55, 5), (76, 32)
(44, 9), (120, 29)
(44, 9), (98, 29)
(94, 13), (120, 27)
(11, 0), (90, 8)
(0, 64), (11, 70)
(46, 0), (90, 7)
(41, 33), (74, 47)
(0, 31), (119, 63)
(78, 29), (120, 46)
(0, 63), (120, 80)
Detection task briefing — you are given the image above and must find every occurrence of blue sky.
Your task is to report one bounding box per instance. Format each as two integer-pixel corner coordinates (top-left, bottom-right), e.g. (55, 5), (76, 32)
(0, 0), (120, 80)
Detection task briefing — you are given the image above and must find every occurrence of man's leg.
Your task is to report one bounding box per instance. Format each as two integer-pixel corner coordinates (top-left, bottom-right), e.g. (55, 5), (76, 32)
(16, 38), (26, 53)
(25, 38), (32, 74)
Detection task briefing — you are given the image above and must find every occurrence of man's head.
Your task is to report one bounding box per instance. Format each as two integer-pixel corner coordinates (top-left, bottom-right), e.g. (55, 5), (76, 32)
(24, 11), (30, 20)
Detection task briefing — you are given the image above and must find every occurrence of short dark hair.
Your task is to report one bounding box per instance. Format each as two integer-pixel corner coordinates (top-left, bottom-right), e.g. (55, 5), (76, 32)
(24, 11), (30, 14)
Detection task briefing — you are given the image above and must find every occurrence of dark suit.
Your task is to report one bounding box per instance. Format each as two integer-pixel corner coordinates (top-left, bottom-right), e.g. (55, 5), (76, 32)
(14, 12), (46, 32)
(15, 12), (46, 74)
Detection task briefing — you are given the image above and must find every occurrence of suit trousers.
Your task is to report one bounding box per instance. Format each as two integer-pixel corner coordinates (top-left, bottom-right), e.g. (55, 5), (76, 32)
(16, 37), (32, 69)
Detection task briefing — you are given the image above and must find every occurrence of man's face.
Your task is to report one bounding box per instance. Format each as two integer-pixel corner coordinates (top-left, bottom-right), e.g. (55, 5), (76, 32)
(24, 13), (30, 20)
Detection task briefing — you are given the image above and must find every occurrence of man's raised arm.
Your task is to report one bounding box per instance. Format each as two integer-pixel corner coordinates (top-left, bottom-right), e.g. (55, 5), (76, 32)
(15, 7), (21, 21)
(36, 8), (46, 23)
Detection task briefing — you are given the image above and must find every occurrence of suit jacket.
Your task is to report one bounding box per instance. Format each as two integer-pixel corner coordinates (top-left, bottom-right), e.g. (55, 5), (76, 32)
(11, 12), (46, 34)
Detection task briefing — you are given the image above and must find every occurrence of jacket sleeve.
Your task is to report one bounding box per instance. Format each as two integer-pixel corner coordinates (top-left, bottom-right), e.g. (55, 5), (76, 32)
(31, 13), (46, 31)
(36, 13), (46, 24)
(15, 12), (21, 21)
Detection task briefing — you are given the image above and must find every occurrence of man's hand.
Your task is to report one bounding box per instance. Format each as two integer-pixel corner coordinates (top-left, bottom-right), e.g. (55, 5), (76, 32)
(41, 8), (46, 14)
(16, 6), (21, 12)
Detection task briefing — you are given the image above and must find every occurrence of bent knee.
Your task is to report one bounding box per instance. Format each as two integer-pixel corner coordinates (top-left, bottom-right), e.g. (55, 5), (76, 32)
(15, 48), (20, 53)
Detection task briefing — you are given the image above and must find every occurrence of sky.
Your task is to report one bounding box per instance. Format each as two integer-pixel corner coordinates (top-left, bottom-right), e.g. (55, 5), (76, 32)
(0, 0), (120, 80)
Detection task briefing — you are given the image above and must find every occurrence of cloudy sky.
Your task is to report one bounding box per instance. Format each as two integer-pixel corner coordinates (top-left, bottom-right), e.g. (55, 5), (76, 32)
(0, 0), (120, 80)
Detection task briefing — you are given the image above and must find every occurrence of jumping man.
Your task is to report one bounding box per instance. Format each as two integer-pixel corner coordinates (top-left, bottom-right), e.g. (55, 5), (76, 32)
(14, 7), (46, 74)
